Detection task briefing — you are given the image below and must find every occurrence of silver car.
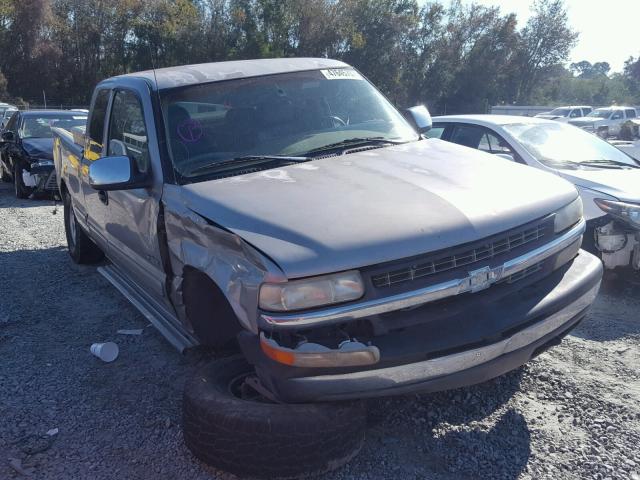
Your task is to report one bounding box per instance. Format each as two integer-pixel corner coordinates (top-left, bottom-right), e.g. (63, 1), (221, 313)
(432, 114), (640, 270)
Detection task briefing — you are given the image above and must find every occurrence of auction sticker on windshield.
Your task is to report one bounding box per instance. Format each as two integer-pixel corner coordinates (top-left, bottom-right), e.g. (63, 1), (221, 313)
(321, 69), (363, 80)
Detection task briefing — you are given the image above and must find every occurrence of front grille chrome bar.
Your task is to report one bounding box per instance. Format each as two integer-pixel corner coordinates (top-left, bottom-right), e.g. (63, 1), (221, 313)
(260, 219), (586, 329)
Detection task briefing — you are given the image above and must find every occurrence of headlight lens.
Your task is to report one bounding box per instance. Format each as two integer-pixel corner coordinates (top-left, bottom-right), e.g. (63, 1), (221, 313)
(594, 198), (640, 227)
(33, 160), (53, 167)
(554, 197), (583, 233)
(259, 271), (364, 312)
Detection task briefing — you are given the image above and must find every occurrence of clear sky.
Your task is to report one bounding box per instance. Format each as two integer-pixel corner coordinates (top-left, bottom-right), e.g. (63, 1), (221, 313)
(452, 0), (640, 73)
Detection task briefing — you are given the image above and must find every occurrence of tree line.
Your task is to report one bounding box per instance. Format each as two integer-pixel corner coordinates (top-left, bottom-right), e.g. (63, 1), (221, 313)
(0, 0), (638, 112)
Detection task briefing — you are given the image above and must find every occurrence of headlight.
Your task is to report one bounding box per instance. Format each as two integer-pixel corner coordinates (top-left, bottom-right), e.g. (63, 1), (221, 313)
(33, 160), (53, 167)
(259, 271), (364, 312)
(554, 197), (583, 233)
(594, 198), (640, 228)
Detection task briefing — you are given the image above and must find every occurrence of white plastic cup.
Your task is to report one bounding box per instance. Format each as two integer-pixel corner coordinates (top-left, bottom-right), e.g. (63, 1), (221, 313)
(90, 342), (119, 362)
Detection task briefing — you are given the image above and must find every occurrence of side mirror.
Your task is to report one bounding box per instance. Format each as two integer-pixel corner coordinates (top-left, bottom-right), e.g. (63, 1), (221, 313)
(1, 131), (15, 142)
(494, 153), (515, 162)
(89, 155), (152, 191)
(403, 105), (432, 134)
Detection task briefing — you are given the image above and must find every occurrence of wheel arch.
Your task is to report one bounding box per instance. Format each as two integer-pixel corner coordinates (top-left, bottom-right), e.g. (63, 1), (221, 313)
(181, 265), (244, 349)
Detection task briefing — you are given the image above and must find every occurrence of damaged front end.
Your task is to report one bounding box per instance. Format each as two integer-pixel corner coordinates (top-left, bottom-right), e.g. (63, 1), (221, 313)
(23, 161), (58, 196)
(593, 199), (640, 270)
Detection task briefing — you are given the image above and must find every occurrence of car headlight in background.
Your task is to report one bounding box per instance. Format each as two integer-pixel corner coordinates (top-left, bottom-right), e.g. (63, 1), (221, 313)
(259, 271), (365, 312)
(594, 198), (640, 228)
(33, 160), (54, 167)
(554, 197), (583, 233)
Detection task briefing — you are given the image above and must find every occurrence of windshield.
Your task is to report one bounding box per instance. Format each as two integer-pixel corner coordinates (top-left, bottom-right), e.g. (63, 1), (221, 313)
(587, 109), (612, 119)
(549, 108), (571, 116)
(161, 68), (418, 180)
(503, 122), (637, 167)
(19, 114), (87, 139)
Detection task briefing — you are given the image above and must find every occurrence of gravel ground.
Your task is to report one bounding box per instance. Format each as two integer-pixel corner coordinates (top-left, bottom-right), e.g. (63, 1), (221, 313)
(1, 182), (640, 480)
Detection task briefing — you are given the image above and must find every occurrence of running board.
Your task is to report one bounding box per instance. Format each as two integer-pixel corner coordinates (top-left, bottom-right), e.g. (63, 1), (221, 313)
(98, 265), (198, 352)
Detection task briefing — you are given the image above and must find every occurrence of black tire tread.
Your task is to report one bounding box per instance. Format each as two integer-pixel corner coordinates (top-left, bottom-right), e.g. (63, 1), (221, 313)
(182, 356), (365, 478)
(63, 191), (104, 264)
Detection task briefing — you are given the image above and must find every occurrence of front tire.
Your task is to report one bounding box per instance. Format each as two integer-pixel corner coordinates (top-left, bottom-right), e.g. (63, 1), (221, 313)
(14, 164), (32, 199)
(63, 191), (104, 264)
(183, 356), (366, 478)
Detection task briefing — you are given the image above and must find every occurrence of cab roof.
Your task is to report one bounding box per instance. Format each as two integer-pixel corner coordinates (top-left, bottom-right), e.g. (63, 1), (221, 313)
(115, 58), (350, 91)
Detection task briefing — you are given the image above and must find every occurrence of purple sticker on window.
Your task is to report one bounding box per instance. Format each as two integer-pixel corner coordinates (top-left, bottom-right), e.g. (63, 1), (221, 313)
(177, 118), (203, 143)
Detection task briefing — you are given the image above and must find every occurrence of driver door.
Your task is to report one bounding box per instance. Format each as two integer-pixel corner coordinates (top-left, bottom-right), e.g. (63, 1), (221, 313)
(101, 89), (167, 300)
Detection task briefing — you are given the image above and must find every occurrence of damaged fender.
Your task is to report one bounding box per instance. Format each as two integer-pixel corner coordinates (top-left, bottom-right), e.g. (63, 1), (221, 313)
(162, 185), (287, 334)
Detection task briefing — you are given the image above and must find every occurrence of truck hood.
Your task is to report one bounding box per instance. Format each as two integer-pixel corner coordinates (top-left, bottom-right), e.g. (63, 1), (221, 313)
(535, 114), (560, 120)
(569, 117), (600, 126)
(180, 139), (577, 278)
(558, 167), (640, 203)
(22, 138), (54, 161)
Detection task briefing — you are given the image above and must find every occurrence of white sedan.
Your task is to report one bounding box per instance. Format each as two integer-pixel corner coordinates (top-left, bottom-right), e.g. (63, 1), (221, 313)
(430, 115), (640, 270)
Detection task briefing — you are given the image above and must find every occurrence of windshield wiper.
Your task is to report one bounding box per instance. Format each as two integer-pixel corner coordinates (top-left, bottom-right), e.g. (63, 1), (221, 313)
(301, 137), (405, 156)
(189, 155), (310, 175)
(577, 159), (640, 169)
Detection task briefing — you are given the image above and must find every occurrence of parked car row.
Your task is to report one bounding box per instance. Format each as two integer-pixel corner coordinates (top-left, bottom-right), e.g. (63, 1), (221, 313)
(0, 109), (87, 198)
(535, 104), (640, 139)
(4, 58), (638, 478)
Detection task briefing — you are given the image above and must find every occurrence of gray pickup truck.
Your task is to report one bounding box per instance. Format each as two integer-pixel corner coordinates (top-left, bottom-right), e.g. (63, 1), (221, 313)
(53, 58), (602, 477)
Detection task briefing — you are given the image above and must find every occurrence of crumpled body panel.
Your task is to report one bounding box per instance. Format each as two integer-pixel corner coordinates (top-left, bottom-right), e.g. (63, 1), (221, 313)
(162, 185), (285, 334)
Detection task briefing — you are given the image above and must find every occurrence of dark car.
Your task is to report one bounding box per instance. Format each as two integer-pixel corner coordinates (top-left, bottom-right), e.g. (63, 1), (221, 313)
(0, 110), (87, 198)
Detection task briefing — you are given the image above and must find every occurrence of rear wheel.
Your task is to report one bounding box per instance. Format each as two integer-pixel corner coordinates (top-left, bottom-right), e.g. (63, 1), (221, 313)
(183, 356), (366, 478)
(14, 164), (32, 199)
(63, 190), (104, 264)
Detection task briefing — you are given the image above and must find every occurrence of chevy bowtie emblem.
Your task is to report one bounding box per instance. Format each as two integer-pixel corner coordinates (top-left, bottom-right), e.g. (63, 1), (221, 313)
(467, 266), (499, 293)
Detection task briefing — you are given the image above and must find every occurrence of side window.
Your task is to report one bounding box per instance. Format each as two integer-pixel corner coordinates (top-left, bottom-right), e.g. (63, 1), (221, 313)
(612, 111), (623, 120)
(626, 109), (636, 119)
(87, 89), (110, 158)
(107, 90), (150, 174)
(486, 132), (513, 155)
(450, 125), (485, 149)
(570, 109), (581, 118)
(425, 126), (445, 139)
(5, 112), (18, 132)
(582, 108), (592, 116)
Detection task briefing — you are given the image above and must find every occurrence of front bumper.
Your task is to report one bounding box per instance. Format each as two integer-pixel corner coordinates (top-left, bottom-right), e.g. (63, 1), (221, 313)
(24, 163), (57, 193)
(244, 250), (602, 402)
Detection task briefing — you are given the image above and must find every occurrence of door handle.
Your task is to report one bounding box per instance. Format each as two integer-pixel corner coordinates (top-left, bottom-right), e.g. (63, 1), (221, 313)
(98, 190), (108, 205)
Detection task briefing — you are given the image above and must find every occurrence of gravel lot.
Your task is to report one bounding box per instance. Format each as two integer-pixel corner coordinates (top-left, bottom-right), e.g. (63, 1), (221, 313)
(1, 181), (640, 480)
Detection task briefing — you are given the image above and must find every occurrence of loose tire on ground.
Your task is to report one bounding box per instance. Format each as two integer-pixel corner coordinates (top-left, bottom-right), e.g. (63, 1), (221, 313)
(183, 356), (366, 479)
(63, 190), (104, 264)
(14, 164), (32, 199)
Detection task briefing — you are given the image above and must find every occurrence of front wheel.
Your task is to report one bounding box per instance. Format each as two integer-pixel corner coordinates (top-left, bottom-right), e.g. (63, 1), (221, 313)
(63, 191), (104, 264)
(183, 356), (366, 478)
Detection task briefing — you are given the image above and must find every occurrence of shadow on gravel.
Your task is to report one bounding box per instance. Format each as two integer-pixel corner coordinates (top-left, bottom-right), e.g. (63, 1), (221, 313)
(571, 269), (640, 341)
(363, 367), (530, 478)
(0, 182), (57, 209)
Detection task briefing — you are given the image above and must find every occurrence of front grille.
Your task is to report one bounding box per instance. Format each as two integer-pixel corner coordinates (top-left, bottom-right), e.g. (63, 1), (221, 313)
(44, 171), (57, 191)
(372, 223), (547, 288)
(497, 262), (544, 285)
